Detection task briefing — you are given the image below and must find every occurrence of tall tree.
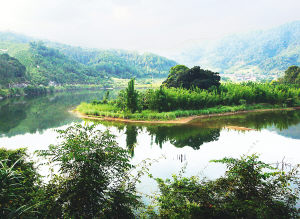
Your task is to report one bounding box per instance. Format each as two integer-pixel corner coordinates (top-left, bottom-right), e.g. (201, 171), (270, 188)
(126, 78), (139, 113)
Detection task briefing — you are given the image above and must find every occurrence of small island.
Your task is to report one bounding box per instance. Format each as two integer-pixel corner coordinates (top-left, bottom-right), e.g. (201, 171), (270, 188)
(75, 65), (300, 123)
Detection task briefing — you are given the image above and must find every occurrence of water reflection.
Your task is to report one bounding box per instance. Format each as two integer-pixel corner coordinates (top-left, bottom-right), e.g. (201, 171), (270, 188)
(0, 90), (117, 137)
(125, 125), (139, 157)
(0, 98), (28, 133)
(94, 109), (300, 155)
(146, 125), (220, 149)
(95, 121), (221, 154)
(191, 110), (300, 139)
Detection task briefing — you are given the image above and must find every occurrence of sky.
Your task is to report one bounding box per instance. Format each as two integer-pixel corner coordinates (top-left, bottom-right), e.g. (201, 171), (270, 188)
(0, 0), (300, 52)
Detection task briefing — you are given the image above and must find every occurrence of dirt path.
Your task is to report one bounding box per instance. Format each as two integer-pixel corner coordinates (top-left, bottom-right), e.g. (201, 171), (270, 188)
(71, 106), (300, 125)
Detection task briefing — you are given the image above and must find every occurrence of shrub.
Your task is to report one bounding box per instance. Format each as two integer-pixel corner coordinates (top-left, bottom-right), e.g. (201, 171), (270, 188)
(37, 124), (143, 218)
(154, 154), (300, 218)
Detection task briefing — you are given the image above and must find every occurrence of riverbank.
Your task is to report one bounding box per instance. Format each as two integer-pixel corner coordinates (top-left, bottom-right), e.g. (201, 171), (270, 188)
(73, 105), (300, 124)
(0, 84), (112, 100)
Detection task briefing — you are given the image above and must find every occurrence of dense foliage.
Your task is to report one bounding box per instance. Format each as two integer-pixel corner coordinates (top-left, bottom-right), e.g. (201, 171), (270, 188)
(0, 124), (143, 218)
(154, 154), (300, 218)
(0, 148), (41, 218)
(0, 53), (26, 87)
(35, 124), (141, 218)
(1, 127), (299, 218)
(70, 49), (177, 79)
(79, 81), (300, 120)
(125, 78), (139, 113)
(26, 42), (108, 85)
(163, 65), (220, 90)
(48, 43), (177, 78)
(280, 65), (300, 85)
(142, 82), (300, 112)
(37, 124), (142, 218)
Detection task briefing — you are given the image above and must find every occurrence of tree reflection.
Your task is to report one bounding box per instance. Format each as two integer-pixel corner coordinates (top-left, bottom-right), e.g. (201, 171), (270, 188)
(0, 90), (114, 137)
(0, 99), (27, 133)
(146, 125), (220, 150)
(192, 110), (300, 138)
(125, 125), (139, 157)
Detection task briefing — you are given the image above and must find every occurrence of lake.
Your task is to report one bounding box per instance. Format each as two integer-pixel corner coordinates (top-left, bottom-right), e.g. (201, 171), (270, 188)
(1, 90), (300, 202)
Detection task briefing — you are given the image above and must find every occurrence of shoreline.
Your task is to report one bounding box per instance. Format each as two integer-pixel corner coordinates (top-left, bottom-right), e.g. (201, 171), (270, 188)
(71, 106), (300, 124)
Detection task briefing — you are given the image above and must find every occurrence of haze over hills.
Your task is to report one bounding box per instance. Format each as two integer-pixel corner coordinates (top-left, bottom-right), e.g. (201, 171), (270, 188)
(163, 21), (300, 81)
(0, 32), (177, 86)
(1, 20), (300, 85)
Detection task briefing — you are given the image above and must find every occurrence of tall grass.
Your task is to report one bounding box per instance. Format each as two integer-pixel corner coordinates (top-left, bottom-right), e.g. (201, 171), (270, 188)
(77, 103), (288, 121)
(76, 82), (300, 121)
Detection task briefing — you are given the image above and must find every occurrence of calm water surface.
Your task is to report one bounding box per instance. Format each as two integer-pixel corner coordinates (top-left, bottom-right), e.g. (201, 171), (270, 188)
(1, 90), (300, 200)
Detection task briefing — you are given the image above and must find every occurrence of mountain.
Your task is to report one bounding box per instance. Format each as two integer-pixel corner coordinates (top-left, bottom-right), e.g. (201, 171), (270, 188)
(0, 32), (177, 86)
(165, 21), (300, 81)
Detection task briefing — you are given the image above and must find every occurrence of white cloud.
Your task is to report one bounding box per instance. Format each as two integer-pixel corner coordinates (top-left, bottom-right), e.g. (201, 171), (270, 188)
(0, 0), (299, 52)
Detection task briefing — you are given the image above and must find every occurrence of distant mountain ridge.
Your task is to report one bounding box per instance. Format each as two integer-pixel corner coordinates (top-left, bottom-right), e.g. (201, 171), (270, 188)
(167, 21), (300, 81)
(0, 31), (177, 86)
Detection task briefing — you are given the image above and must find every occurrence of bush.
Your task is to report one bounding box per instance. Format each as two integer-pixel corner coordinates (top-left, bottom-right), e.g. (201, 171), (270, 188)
(154, 154), (300, 218)
(0, 148), (41, 218)
(37, 124), (143, 218)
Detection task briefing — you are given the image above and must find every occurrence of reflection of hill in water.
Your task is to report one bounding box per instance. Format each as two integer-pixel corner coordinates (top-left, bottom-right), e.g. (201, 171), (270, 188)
(0, 90), (113, 137)
(268, 123), (300, 140)
(191, 110), (300, 140)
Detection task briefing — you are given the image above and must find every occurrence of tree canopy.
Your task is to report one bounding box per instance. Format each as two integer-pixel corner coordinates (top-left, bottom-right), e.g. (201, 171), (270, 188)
(280, 65), (300, 84)
(163, 65), (221, 90)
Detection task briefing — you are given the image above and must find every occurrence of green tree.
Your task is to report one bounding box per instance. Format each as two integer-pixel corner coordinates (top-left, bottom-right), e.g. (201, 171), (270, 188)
(38, 123), (142, 218)
(163, 65), (221, 90)
(281, 65), (300, 85)
(126, 78), (139, 113)
(162, 65), (189, 88)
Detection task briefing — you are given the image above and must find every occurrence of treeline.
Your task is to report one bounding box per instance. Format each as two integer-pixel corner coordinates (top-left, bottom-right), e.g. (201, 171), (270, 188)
(0, 84), (110, 99)
(0, 86), (50, 98)
(115, 82), (300, 113)
(77, 80), (300, 121)
(0, 124), (299, 218)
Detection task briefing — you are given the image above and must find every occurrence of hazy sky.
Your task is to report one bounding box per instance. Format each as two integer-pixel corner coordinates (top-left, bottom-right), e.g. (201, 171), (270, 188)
(1, 0), (300, 52)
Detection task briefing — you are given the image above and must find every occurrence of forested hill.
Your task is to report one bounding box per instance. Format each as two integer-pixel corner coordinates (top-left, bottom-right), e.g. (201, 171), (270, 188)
(54, 45), (177, 78)
(167, 21), (300, 81)
(0, 32), (177, 86)
(0, 53), (26, 87)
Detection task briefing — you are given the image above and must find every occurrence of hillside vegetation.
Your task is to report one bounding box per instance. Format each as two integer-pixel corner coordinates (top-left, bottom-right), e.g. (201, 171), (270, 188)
(0, 31), (177, 86)
(169, 21), (300, 81)
(0, 54), (26, 87)
(56, 45), (177, 78)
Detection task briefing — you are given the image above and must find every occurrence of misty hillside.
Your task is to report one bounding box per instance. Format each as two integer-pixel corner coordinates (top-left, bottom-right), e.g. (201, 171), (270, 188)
(0, 32), (177, 86)
(168, 21), (300, 81)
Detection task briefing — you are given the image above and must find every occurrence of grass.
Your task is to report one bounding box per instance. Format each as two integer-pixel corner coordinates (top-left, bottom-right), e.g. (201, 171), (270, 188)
(76, 102), (293, 121)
